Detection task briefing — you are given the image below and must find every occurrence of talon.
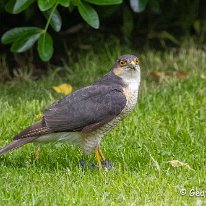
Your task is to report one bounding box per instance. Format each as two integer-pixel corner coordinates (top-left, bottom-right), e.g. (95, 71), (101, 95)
(102, 159), (113, 170)
(79, 160), (85, 168)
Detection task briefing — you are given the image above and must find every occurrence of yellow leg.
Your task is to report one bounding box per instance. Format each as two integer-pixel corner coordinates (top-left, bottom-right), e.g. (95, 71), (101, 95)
(35, 147), (40, 160)
(95, 148), (102, 170)
(98, 147), (105, 161)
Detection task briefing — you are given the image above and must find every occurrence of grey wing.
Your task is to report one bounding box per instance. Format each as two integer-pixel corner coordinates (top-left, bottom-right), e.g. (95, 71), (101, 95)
(43, 85), (127, 132)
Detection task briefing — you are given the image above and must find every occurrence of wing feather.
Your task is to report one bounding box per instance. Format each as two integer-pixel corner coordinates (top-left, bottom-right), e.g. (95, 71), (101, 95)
(43, 85), (126, 132)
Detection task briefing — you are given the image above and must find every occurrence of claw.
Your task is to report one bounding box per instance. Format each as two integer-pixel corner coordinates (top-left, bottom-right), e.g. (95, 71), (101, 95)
(79, 147), (112, 173)
(102, 159), (113, 171)
(79, 159), (113, 172)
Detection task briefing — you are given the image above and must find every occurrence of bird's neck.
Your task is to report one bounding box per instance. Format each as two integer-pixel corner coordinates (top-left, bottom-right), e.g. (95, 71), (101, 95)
(94, 70), (140, 95)
(122, 70), (141, 94)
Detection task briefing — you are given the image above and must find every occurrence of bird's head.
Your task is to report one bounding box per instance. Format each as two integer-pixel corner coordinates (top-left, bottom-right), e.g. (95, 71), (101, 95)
(112, 54), (140, 81)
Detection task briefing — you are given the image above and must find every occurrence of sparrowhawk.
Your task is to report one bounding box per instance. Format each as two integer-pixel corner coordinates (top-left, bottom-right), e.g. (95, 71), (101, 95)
(0, 54), (141, 169)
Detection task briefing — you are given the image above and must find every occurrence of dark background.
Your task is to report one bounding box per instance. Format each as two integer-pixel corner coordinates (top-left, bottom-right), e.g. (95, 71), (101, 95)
(1, 0), (206, 76)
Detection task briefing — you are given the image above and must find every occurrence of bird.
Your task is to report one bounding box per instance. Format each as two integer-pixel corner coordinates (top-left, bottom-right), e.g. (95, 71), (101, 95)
(0, 54), (141, 169)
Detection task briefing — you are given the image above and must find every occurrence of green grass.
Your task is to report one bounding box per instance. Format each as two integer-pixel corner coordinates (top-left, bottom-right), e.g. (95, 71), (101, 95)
(0, 44), (206, 205)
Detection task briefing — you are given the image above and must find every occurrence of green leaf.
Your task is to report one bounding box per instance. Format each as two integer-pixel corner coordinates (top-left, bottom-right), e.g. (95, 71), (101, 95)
(38, 0), (56, 11)
(149, 0), (161, 13)
(43, 8), (62, 32)
(5, 0), (35, 14)
(129, 0), (149, 13)
(1, 27), (42, 44)
(78, 1), (99, 29)
(11, 33), (41, 52)
(58, 0), (70, 7)
(37, 32), (54, 61)
(83, 0), (122, 5)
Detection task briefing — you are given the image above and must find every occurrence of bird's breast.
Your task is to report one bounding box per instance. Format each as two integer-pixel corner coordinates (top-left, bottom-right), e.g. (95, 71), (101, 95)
(82, 85), (139, 154)
(122, 83), (139, 114)
(82, 115), (123, 154)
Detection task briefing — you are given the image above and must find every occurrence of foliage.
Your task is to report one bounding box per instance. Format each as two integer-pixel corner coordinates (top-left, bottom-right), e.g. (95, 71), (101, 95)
(1, 0), (205, 64)
(130, 0), (156, 13)
(123, 0), (202, 45)
(1, 0), (122, 62)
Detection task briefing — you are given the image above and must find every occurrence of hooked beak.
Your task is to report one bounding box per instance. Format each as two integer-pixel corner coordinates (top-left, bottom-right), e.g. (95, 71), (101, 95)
(128, 61), (137, 71)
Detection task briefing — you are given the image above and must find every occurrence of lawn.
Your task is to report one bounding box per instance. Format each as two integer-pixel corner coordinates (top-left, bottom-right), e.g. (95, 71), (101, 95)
(0, 44), (205, 205)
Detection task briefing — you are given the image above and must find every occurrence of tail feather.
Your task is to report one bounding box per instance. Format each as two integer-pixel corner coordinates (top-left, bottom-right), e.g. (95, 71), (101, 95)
(0, 136), (37, 156)
(0, 120), (52, 156)
(14, 120), (50, 140)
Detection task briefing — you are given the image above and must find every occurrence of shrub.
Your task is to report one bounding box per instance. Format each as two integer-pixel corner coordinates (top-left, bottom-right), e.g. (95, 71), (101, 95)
(1, 0), (122, 62)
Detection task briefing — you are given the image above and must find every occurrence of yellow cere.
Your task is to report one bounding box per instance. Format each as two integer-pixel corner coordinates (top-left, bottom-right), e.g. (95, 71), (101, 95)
(52, 83), (73, 95)
(136, 58), (140, 64)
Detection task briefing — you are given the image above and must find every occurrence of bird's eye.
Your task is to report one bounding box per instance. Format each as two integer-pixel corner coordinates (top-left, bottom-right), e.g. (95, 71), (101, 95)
(136, 59), (140, 64)
(119, 60), (126, 67)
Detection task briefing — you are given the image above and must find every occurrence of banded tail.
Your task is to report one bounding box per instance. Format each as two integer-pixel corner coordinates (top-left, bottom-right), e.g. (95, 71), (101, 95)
(0, 121), (51, 155)
(0, 136), (38, 155)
